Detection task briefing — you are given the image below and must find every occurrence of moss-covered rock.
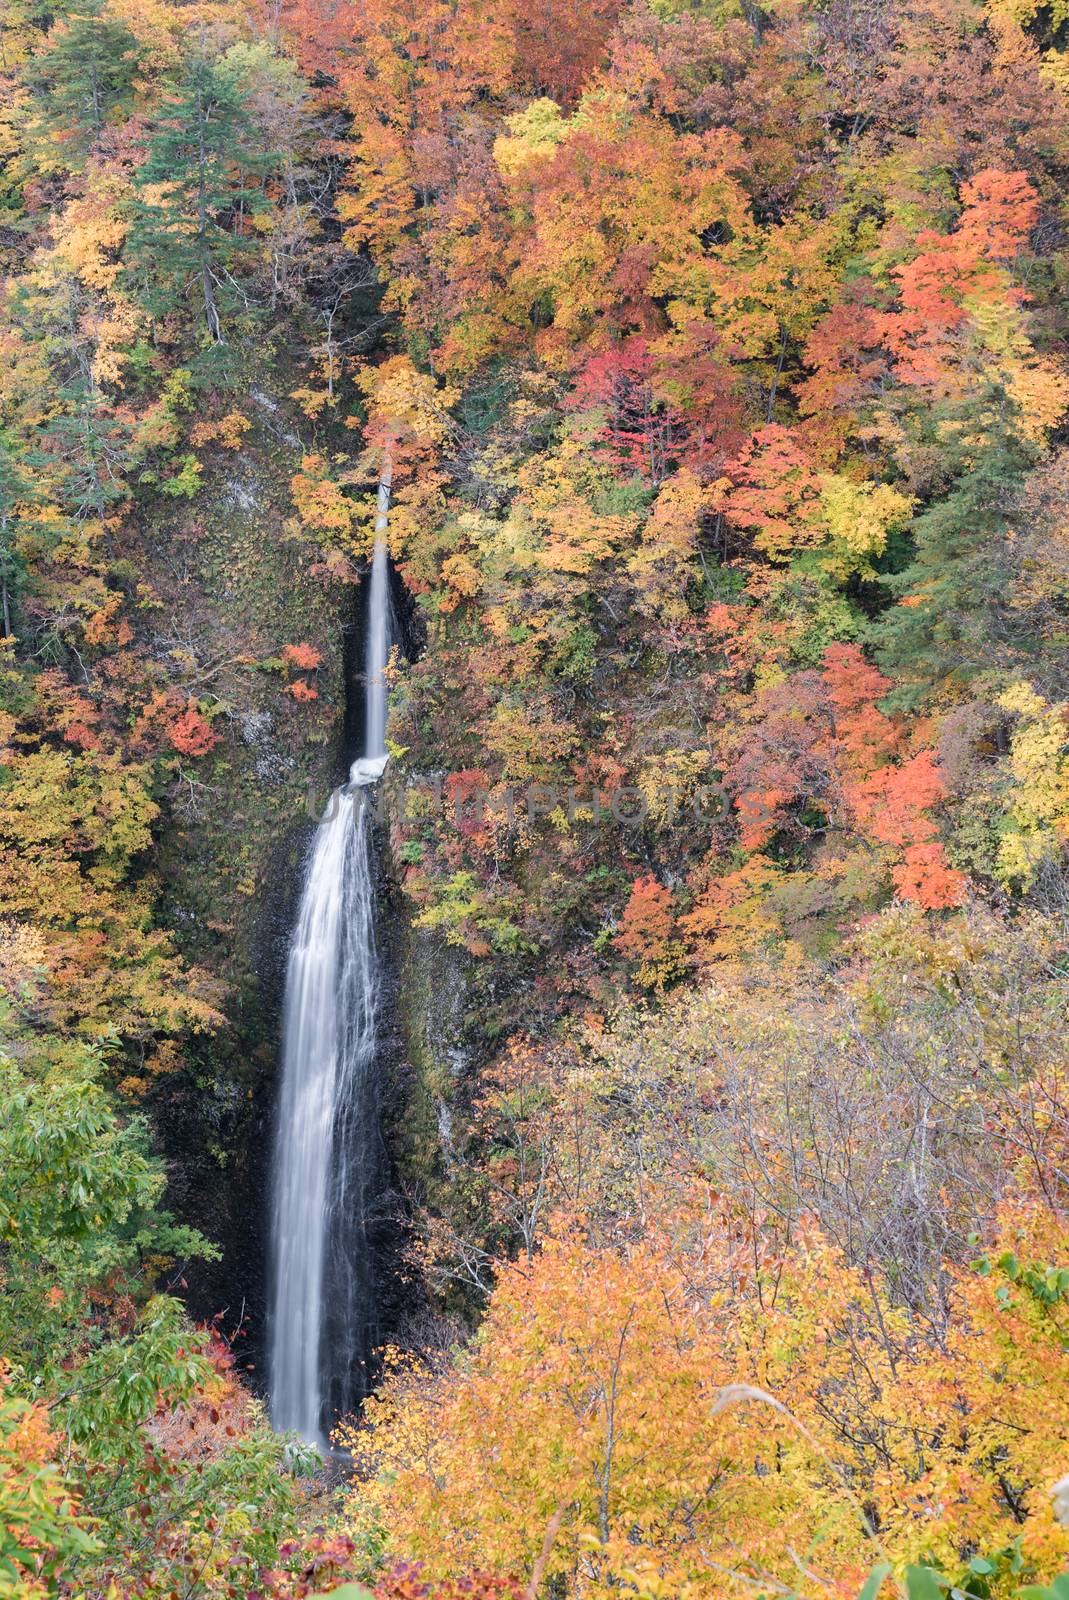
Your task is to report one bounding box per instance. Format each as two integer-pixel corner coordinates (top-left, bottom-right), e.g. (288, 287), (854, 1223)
(137, 385), (356, 1362)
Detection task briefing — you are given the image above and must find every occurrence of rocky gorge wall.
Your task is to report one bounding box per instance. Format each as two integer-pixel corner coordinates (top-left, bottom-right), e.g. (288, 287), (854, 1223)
(141, 385), (353, 1378)
(145, 408), (469, 1393)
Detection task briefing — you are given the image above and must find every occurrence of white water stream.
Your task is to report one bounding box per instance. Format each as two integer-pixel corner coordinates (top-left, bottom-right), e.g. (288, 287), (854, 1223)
(269, 526), (392, 1446)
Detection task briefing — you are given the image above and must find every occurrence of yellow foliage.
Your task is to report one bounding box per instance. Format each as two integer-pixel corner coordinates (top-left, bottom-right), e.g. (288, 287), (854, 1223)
(0, 747), (223, 1036)
(819, 474), (914, 579)
(683, 854), (787, 964)
(190, 411), (252, 450)
(628, 468), (706, 625)
(439, 551), (483, 607)
(50, 189), (129, 293)
(1005, 356), (1069, 444)
(493, 98), (568, 177)
(636, 747), (710, 829)
(970, 300), (1069, 444)
(344, 1193), (1069, 1598)
(995, 682), (1069, 888)
(356, 356), (459, 449)
(290, 454), (355, 536)
(985, 0), (1069, 30)
(0, 920), (48, 1001)
(876, 1201), (1069, 1576)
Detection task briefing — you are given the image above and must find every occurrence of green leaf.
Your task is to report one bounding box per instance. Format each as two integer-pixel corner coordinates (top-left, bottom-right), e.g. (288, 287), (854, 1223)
(906, 1566), (947, 1600)
(857, 1563), (893, 1600)
(1018, 1576), (1069, 1600)
(308, 1587), (377, 1600)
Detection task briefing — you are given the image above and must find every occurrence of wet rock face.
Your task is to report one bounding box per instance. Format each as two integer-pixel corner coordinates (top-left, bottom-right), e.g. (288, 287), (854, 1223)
(148, 419), (441, 1404)
(143, 392), (349, 1385)
(158, 525), (426, 1407)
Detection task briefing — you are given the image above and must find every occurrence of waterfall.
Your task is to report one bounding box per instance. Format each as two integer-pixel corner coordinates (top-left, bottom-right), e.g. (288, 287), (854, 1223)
(364, 473), (391, 762)
(268, 531), (392, 1448)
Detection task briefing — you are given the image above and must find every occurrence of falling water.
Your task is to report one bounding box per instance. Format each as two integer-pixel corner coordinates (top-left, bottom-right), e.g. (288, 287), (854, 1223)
(269, 531), (392, 1447)
(364, 502), (390, 762)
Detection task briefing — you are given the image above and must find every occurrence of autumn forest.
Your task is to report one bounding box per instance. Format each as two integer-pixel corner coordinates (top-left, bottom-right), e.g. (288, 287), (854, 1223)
(1, 0), (1069, 1594)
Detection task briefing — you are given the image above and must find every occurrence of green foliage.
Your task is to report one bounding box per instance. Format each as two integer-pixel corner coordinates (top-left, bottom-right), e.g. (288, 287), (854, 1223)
(972, 1246), (1069, 1310)
(871, 396), (1033, 706)
(156, 452), (204, 498)
(413, 870), (533, 956)
(124, 52), (279, 346)
(24, 0), (140, 165)
(0, 1008), (314, 1594)
(309, 1587), (377, 1600)
(0, 1029), (213, 1412)
(1020, 1578), (1069, 1600)
(856, 1557), (1069, 1600)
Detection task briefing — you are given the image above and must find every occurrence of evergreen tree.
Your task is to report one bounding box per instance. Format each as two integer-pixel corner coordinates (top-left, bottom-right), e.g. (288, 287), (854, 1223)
(0, 432), (33, 640)
(25, 1), (140, 164)
(124, 52), (278, 346)
(870, 385), (1036, 708)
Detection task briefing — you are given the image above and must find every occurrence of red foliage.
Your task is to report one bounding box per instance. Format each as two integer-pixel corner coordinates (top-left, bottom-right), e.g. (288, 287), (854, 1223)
(721, 668), (831, 849)
(263, 1532), (363, 1597)
(166, 704), (220, 757)
(821, 642), (893, 716)
(571, 331), (740, 482)
(506, 0), (621, 103)
(571, 338), (687, 484)
(891, 842), (968, 910)
(63, 720), (101, 751)
(796, 295), (885, 442)
(377, 1562), (523, 1600)
(718, 643), (968, 911)
(282, 641), (322, 703)
(445, 769), (492, 837)
(259, 0), (361, 80)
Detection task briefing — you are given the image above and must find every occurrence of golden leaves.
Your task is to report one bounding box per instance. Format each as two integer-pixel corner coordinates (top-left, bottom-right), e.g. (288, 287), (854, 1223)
(994, 682), (1069, 889)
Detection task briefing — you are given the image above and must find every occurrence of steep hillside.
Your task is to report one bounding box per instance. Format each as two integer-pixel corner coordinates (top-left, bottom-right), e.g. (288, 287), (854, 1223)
(1, 0), (1069, 1596)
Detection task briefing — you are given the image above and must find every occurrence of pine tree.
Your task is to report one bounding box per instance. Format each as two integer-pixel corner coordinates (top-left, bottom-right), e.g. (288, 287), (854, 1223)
(870, 386), (1034, 708)
(25, 1), (140, 165)
(124, 53), (278, 346)
(0, 431), (33, 639)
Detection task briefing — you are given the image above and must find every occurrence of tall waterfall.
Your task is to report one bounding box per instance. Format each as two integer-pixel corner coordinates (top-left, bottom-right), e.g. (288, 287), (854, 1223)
(269, 532), (392, 1447)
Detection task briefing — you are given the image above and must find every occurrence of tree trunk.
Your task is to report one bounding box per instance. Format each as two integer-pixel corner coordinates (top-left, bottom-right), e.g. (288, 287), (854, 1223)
(198, 109), (224, 343)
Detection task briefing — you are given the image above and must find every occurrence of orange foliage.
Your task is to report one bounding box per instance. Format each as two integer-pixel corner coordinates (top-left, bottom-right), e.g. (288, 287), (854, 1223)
(711, 425), (823, 562)
(877, 169), (1039, 391)
(891, 842), (968, 910)
(189, 410), (251, 451)
(613, 875), (680, 990)
(346, 1191), (1069, 1598)
(166, 704), (219, 758)
(285, 679), (318, 702)
(281, 641), (323, 672)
